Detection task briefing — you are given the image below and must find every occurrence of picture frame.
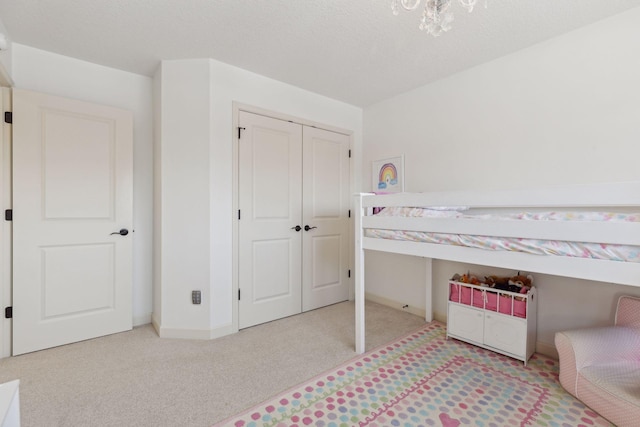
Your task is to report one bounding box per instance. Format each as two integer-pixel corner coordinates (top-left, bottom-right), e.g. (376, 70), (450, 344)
(372, 155), (404, 193)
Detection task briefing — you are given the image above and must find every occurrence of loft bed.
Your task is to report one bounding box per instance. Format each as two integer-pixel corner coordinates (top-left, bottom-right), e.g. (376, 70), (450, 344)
(354, 181), (640, 354)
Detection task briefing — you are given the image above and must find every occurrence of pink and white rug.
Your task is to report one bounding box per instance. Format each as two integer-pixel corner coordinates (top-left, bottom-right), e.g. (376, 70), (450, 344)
(216, 322), (612, 427)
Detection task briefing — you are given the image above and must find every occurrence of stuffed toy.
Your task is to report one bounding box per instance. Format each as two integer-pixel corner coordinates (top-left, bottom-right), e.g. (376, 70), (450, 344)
(456, 273), (481, 285)
(509, 274), (532, 288)
(453, 272), (533, 293)
(484, 274), (533, 293)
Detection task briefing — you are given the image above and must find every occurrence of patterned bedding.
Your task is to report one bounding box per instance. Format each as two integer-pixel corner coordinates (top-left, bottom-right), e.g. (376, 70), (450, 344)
(365, 207), (640, 263)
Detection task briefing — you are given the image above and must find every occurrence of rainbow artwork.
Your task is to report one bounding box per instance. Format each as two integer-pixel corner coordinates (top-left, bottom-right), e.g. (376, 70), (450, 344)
(377, 163), (398, 190)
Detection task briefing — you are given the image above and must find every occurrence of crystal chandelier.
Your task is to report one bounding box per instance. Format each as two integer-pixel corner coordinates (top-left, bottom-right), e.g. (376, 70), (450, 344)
(391, 0), (487, 37)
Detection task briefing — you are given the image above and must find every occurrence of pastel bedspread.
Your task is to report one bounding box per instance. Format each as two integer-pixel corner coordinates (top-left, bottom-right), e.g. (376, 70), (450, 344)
(365, 208), (640, 263)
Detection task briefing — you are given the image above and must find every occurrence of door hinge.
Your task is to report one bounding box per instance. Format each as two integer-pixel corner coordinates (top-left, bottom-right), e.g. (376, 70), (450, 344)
(4, 307), (12, 319)
(4, 209), (12, 221)
(4, 112), (12, 124)
(238, 289), (241, 301)
(238, 127), (246, 139)
(348, 209), (351, 218)
(348, 269), (351, 278)
(238, 210), (241, 220)
(348, 149), (351, 158)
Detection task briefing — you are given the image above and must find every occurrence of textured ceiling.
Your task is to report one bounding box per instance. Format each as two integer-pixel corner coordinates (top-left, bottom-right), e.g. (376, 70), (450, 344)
(0, 0), (639, 107)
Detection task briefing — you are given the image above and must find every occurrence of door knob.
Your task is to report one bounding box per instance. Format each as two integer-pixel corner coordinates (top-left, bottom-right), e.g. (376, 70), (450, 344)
(291, 225), (302, 232)
(110, 228), (129, 236)
(304, 225), (317, 231)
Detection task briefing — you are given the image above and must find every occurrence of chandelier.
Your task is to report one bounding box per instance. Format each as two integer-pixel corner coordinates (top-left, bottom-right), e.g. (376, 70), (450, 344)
(391, 0), (487, 37)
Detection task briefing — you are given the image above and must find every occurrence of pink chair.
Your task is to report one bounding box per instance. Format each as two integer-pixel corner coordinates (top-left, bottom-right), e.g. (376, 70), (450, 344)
(555, 295), (640, 427)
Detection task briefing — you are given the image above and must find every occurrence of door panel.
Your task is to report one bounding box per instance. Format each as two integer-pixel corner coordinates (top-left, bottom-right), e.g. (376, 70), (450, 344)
(310, 235), (341, 289)
(252, 127), (295, 219)
(43, 110), (115, 219)
(484, 314), (526, 356)
(448, 304), (484, 344)
(302, 127), (350, 311)
(41, 244), (115, 318)
(252, 239), (293, 301)
(238, 111), (302, 329)
(12, 89), (133, 355)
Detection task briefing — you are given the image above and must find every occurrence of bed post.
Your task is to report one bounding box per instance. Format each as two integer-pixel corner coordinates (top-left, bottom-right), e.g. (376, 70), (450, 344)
(425, 258), (433, 323)
(354, 193), (365, 354)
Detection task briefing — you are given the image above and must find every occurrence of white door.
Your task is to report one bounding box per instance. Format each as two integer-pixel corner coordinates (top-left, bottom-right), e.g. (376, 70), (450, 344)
(302, 127), (350, 311)
(238, 112), (351, 328)
(238, 111), (303, 329)
(12, 89), (133, 355)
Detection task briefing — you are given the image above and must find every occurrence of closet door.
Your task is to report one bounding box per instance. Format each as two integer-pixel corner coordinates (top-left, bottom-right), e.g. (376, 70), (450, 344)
(238, 111), (303, 329)
(302, 127), (350, 311)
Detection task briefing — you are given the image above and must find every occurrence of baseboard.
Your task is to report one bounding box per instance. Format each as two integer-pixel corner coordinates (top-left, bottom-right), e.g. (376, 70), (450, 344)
(535, 340), (558, 360)
(364, 292), (449, 323)
(432, 310), (447, 324)
(365, 292), (426, 318)
(151, 314), (161, 336)
(133, 313), (152, 327)
(154, 321), (236, 340)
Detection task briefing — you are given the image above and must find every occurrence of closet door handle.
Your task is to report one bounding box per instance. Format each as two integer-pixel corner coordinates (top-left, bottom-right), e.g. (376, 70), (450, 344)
(291, 225), (302, 232)
(110, 228), (129, 236)
(304, 225), (317, 231)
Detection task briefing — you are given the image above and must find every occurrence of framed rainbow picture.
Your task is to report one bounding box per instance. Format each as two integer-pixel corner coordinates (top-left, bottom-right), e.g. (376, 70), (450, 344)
(372, 155), (404, 193)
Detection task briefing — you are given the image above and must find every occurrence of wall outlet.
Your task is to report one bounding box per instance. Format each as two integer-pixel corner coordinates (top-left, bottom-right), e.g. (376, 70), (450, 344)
(192, 290), (201, 304)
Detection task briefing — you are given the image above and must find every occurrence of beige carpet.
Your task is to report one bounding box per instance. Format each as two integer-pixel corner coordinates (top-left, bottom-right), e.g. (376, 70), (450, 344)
(0, 301), (425, 427)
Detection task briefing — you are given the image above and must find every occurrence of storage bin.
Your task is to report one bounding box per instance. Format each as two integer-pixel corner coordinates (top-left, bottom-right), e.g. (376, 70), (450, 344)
(497, 294), (527, 318)
(472, 288), (485, 308)
(485, 291), (498, 311)
(448, 282), (459, 302)
(498, 294), (514, 315)
(449, 282), (471, 305)
(513, 298), (527, 318)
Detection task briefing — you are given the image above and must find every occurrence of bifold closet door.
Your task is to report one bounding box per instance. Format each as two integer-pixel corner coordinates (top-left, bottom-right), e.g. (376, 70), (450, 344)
(238, 111), (350, 329)
(238, 111), (303, 329)
(301, 127), (350, 311)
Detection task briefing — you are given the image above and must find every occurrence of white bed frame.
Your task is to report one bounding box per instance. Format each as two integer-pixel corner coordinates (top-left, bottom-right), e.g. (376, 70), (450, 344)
(354, 181), (640, 354)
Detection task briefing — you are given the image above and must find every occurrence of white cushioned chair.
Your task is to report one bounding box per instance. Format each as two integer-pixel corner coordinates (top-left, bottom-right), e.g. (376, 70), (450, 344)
(555, 295), (640, 427)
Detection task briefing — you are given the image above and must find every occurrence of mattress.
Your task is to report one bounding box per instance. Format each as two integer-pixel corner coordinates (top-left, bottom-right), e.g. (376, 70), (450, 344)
(364, 207), (640, 263)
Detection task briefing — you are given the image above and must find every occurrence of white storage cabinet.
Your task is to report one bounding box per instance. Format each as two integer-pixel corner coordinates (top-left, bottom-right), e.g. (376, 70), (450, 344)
(446, 281), (537, 365)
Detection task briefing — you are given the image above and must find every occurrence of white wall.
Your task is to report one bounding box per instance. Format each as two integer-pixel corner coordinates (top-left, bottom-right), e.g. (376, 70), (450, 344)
(0, 17), (12, 80)
(12, 44), (154, 326)
(154, 59), (213, 336)
(155, 58), (362, 337)
(362, 7), (640, 356)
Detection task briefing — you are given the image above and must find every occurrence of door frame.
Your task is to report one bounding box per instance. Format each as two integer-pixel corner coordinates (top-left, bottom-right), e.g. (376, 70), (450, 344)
(0, 87), (11, 358)
(231, 102), (354, 332)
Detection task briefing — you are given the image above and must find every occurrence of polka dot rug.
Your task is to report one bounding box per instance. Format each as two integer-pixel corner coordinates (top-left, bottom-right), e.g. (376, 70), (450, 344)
(215, 322), (612, 427)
